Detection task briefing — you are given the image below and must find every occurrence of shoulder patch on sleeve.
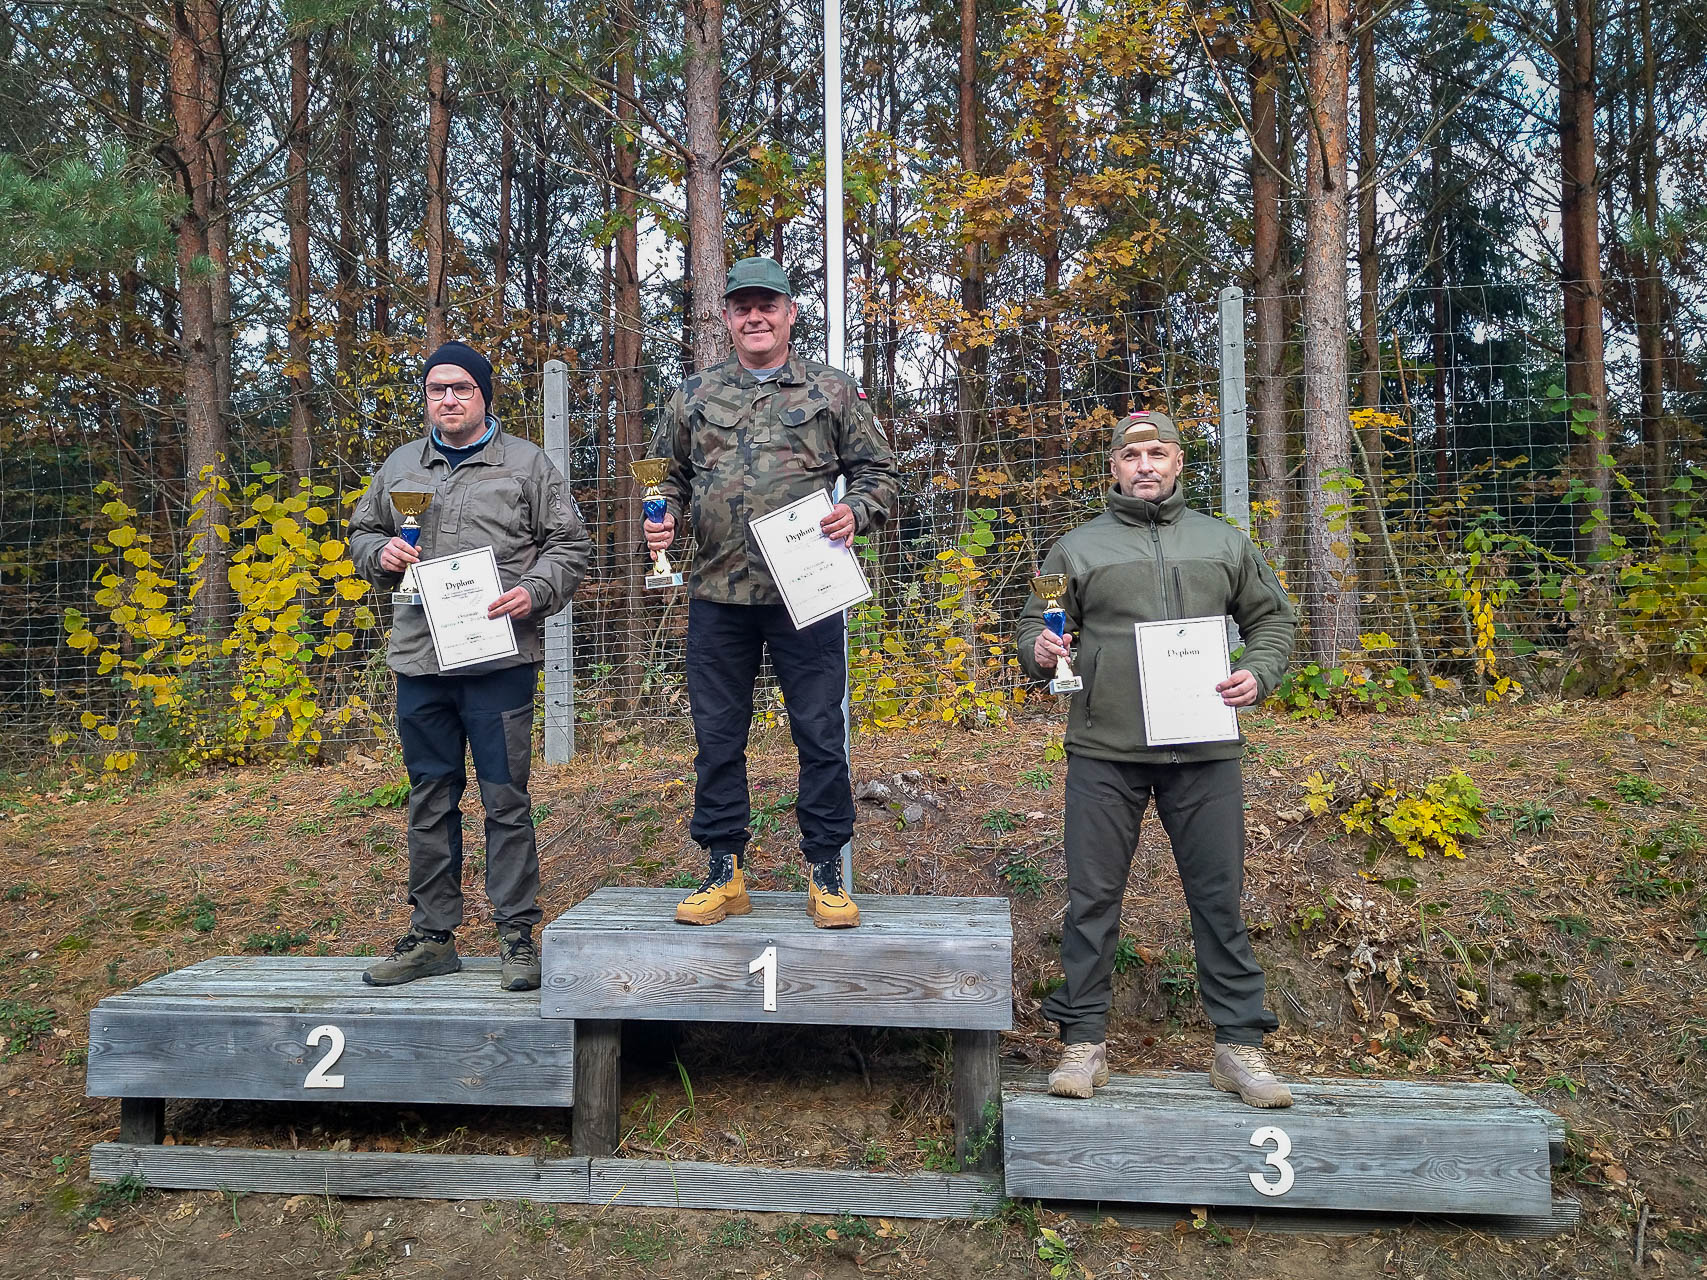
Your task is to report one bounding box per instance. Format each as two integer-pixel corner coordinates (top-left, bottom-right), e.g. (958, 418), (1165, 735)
(856, 386), (867, 399)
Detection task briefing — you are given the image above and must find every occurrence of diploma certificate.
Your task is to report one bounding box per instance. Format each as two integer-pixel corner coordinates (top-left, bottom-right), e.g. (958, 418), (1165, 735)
(749, 489), (874, 630)
(1134, 615), (1241, 746)
(413, 547), (520, 671)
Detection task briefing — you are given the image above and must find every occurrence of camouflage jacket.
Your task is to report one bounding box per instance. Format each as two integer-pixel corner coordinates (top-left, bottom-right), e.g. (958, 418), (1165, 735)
(349, 419), (591, 677)
(652, 353), (898, 605)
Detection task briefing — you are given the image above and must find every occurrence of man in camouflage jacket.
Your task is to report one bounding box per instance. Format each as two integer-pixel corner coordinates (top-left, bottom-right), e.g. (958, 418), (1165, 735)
(645, 257), (897, 927)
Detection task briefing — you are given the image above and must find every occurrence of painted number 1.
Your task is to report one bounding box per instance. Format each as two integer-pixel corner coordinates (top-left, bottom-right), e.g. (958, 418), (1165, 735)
(303, 1024), (346, 1089)
(1248, 1125), (1295, 1197)
(748, 945), (778, 1012)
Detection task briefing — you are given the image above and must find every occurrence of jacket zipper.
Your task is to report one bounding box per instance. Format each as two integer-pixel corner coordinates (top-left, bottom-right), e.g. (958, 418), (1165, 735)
(1151, 519), (1181, 763)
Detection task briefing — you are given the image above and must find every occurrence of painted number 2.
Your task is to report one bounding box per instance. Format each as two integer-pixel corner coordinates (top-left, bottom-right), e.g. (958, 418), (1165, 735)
(1248, 1125), (1295, 1197)
(303, 1024), (346, 1089)
(748, 946), (778, 1012)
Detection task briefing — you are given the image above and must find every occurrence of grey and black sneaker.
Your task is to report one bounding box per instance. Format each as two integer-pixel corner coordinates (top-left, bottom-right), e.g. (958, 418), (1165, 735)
(362, 928), (460, 986)
(498, 926), (541, 992)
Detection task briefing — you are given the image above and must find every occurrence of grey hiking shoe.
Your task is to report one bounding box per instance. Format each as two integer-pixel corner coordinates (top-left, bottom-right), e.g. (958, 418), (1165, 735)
(362, 928), (460, 986)
(498, 926), (541, 992)
(1048, 1041), (1109, 1098)
(1210, 1043), (1294, 1108)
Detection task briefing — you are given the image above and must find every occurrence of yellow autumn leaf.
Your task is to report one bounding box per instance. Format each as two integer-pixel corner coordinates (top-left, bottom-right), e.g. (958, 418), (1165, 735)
(80, 711), (99, 729)
(336, 578), (367, 600)
(97, 723), (118, 741)
(353, 605), (377, 628)
(320, 539), (346, 561)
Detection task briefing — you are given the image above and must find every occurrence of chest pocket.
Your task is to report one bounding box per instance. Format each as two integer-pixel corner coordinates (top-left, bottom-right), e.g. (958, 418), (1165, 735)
(774, 400), (837, 473)
(692, 400), (746, 471)
(1170, 556), (1236, 618)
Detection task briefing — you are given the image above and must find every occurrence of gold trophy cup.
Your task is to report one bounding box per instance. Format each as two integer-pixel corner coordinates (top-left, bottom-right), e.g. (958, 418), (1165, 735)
(631, 457), (683, 590)
(1032, 573), (1083, 694)
(389, 491), (433, 606)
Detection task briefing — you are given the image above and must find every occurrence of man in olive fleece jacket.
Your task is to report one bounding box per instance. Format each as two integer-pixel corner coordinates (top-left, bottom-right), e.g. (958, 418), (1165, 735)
(1016, 409), (1298, 1106)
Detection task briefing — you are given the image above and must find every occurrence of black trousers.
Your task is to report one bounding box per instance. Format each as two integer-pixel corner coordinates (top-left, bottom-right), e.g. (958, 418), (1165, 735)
(395, 663), (541, 933)
(1042, 753), (1279, 1047)
(685, 598), (854, 864)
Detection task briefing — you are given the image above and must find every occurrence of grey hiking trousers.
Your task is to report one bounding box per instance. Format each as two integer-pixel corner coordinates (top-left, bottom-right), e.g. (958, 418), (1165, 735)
(1043, 753), (1279, 1047)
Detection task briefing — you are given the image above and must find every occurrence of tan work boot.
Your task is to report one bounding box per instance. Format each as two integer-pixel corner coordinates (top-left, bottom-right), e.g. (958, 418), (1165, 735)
(1048, 1041), (1109, 1098)
(1210, 1042), (1295, 1108)
(362, 928), (460, 986)
(806, 859), (860, 928)
(675, 849), (751, 925)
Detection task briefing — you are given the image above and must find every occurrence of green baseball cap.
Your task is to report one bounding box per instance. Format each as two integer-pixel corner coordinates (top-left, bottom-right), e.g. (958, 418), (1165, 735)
(1110, 410), (1180, 449)
(723, 256), (793, 299)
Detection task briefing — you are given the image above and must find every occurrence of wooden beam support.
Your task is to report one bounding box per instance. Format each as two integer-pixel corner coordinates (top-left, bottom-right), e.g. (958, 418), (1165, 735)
(571, 1019), (621, 1158)
(952, 1029), (1000, 1172)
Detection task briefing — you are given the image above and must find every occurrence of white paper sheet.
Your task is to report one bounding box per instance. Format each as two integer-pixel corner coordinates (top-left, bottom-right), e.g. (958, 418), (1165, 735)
(1134, 615), (1241, 746)
(749, 488), (873, 630)
(413, 546), (520, 671)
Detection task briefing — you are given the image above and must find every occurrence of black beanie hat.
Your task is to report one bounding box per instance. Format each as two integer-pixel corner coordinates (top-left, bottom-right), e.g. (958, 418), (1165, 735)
(423, 341), (494, 408)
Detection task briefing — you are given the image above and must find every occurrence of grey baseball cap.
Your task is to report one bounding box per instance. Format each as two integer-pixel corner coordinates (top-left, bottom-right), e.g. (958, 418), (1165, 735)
(1110, 410), (1180, 449)
(723, 256), (793, 299)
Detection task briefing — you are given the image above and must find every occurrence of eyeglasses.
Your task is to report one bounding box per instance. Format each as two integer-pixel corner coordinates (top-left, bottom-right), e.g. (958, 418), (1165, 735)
(425, 382), (479, 401)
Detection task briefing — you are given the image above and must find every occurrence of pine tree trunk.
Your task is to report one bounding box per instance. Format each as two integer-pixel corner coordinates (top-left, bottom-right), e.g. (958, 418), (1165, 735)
(1635, 0), (1667, 531)
(1301, 0), (1358, 663)
(334, 52), (358, 394)
(1249, 48), (1289, 567)
(1430, 115), (1450, 503)
(496, 98), (514, 335)
(1355, 9), (1382, 550)
(1558, 0), (1611, 556)
(195, 0), (232, 421)
(613, 0), (645, 712)
(170, 0), (230, 630)
(287, 33), (314, 479)
(956, 0), (986, 464)
(374, 36), (394, 340)
(684, 0), (729, 370)
(425, 7), (451, 352)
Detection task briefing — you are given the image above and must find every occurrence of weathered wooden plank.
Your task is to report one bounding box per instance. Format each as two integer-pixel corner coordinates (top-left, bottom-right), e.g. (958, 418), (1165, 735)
(1003, 1071), (1554, 1217)
(952, 1030), (1001, 1173)
(118, 1097), (163, 1145)
(91, 1144), (591, 1202)
(102, 957), (539, 1013)
(588, 1158), (1001, 1219)
(559, 887), (1010, 934)
(1058, 1195), (1582, 1240)
(1008, 1070), (1565, 1153)
(572, 1020), (621, 1158)
(542, 890), (1012, 1029)
(88, 958), (573, 1107)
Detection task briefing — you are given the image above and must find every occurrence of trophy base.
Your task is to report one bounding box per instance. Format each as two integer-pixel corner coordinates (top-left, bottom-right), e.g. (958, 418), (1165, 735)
(391, 590), (422, 607)
(645, 572), (684, 591)
(1050, 675), (1083, 695)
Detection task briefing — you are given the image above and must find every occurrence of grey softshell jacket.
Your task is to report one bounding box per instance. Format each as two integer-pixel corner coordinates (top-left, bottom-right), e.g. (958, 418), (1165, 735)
(1016, 484), (1296, 763)
(349, 420), (591, 677)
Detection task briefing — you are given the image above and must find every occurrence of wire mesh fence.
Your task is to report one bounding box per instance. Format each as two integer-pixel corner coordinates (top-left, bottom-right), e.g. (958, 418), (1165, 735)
(3, 277), (1701, 770)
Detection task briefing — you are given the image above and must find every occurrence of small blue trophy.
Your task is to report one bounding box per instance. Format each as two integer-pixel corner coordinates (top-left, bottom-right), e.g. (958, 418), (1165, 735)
(389, 491), (432, 606)
(1032, 573), (1082, 694)
(631, 457), (683, 590)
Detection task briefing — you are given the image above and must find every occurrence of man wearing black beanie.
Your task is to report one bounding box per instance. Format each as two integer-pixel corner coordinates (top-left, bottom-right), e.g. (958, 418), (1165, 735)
(350, 341), (591, 991)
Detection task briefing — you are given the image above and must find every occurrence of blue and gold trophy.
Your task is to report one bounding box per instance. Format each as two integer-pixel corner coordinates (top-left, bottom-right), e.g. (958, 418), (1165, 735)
(1032, 573), (1082, 694)
(631, 457), (683, 590)
(389, 491), (432, 606)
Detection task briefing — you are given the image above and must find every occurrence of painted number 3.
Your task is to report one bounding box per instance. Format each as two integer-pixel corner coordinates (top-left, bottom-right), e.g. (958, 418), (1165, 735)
(303, 1024), (346, 1089)
(748, 946), (778, 1012)
(1248, 1125), (1295, 1197)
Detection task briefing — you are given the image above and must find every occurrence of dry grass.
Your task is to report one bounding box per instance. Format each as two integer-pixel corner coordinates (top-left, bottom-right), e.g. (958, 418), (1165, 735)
(2, 689), (1705, 1277)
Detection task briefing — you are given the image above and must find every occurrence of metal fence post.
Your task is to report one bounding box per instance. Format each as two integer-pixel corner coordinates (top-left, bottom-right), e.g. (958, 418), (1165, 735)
(1218, 286), (1250, 533)
(542, 359), (574, 764)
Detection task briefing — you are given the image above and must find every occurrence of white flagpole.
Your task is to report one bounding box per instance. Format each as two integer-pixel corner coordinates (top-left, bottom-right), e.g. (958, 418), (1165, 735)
(825, 0), (854, 892)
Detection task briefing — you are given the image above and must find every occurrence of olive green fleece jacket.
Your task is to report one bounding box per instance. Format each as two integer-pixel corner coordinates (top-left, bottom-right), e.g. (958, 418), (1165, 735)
(1015, 484), (1296, 763)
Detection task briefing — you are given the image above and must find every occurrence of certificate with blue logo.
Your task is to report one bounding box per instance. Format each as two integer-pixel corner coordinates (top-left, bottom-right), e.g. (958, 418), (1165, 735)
(414, 546), (520, 670)
(750, 488), (873, 630)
